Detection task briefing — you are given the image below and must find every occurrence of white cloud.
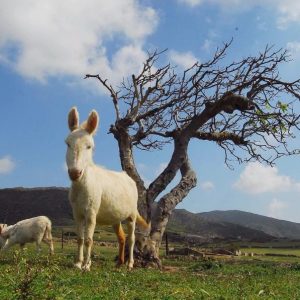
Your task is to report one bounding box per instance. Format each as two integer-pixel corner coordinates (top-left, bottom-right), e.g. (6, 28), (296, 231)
(201, 30), (218, 54)
(200, 181), (215, 190)
(287, 41), (300, 52)
(233, 162), (297, 194)
(0, 0), (158, 83)
(0, 156), (16, 174)
(169, 50), (198, 70)
(177, 0), (300, 28)
(256, 16), (268, 31)
(178, 0), (204, 7)
(178, 0), (261, 9)
(287, 41), (300, 61)
(276, 1), (300, 29)
(267, 198), (287, 219)
(202, 39), (213, 53)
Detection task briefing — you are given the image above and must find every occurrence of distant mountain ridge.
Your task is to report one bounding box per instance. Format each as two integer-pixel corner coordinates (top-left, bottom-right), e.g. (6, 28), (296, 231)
(0, 187), (71, 225)
(198, 210), (300, 240)
(168, 209), (275, 243)
(0, 187), (300, 242)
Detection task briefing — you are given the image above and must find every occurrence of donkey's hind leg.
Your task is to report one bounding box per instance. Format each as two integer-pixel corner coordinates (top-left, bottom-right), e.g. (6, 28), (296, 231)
(42, 225), (54, 255)
(42, 237), (54, 255)
(113, 223), (126, 267)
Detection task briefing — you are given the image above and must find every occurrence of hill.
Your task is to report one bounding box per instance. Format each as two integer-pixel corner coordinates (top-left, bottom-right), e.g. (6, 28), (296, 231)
(197, 210), (300, 240)
(0, 187), (71, 225)
(1, 187), (300, 242)
(168, 209), (275, 243)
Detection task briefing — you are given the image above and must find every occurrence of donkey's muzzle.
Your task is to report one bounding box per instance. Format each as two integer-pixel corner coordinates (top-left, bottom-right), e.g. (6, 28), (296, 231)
(68, 168), (83, 181)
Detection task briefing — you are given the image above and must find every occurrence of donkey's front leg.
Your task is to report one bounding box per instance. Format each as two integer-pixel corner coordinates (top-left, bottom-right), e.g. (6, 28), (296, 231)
(1, 238), (13, 252)
(82, 213), (96, 271)
(127, 218), (136, 270)
(74, 218), (85, 269)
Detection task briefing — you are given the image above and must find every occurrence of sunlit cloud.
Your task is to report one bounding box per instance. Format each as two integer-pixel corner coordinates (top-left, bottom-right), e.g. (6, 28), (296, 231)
(200, 181), (215, 190)
(177, 0), (300, 29)
(287, 41), (300, 60)
(233, 162), (299, 194)
(169, 50), (198, 70)
(0, 156), (16, 174)
(0, 0), (158, 85)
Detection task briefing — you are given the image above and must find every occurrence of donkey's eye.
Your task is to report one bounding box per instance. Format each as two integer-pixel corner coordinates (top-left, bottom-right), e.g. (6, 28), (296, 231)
(87, 145), (92, 149)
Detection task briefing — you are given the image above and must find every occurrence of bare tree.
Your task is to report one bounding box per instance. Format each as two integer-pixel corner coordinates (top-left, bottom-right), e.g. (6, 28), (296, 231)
(85, 41), (300, 266)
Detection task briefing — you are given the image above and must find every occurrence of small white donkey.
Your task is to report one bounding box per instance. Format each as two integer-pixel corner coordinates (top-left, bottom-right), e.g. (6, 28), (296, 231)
(66, 107), (147, 271)
(0, 216), (54, 254)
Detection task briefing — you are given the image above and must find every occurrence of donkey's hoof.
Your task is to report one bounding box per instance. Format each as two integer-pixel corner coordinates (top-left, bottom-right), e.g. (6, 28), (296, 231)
(82, 260), (91, 272)
(82, 265), (90, 272)
(127, 262), (134, 271)
(74, 262), (83, 270)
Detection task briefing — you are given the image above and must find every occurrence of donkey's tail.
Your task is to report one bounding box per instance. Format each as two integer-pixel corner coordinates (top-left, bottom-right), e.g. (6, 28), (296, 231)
(44, 219), (54, 254)
(136, 212), (150, 230)
(44, 219), (53, 241)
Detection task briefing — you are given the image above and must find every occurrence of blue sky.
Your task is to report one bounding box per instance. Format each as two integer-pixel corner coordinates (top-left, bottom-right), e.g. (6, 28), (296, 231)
(1, 0), (300, 222)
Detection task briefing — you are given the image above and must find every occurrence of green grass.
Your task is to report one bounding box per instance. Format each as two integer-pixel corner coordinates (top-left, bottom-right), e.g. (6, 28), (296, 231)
(242, 247), (300, 256)
(1, 242), (300, 299)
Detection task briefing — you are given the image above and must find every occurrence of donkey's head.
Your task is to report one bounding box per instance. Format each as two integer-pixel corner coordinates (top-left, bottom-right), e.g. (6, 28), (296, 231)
(65, 107), (99, 182)
(0, 224), (7, 235)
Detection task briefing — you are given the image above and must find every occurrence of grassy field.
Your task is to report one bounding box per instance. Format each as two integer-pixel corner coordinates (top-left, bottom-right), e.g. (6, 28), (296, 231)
(242, 247), (300, 256)
(1, 240), (300, 299)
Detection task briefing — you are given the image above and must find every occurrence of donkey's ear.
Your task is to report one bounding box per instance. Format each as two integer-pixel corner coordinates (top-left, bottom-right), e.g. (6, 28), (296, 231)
(68, 107), (79, 132)
(86, 110), (99, 135)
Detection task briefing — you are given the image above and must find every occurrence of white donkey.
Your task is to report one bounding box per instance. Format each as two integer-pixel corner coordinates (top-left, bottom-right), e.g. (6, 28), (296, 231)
(66, 107), (147, 271)
(0, 216), (54, 254)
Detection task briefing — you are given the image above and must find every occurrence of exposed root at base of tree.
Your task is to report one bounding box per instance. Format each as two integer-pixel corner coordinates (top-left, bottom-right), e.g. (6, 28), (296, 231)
(115, 244), (162, 270)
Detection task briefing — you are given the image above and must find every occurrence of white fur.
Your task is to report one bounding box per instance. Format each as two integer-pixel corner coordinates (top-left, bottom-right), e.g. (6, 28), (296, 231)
(0, 216), (54, 254)
(66, 107), (140, 271)
(0, 224), (8, 248)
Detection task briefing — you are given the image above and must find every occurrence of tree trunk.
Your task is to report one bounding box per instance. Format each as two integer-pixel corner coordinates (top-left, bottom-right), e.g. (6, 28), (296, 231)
(146, 132), (190, 204)
(112, 124), (197, 268)
(110, 124), (149, 220)
(149, 156), (197, 257)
